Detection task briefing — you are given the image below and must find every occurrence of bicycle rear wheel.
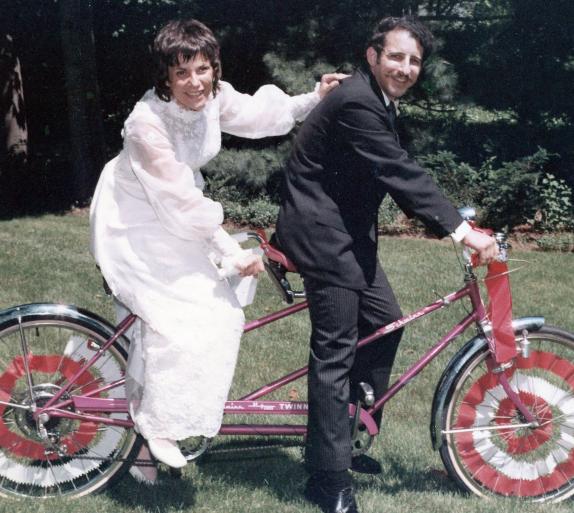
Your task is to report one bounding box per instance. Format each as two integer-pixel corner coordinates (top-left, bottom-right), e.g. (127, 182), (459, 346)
(440, 326), (574, 502)
(0, 308), (140, 498)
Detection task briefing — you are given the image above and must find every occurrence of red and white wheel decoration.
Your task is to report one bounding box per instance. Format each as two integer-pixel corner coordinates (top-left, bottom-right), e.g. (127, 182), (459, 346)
(0, 336), (124, 487)
(454, 350), (574, 497)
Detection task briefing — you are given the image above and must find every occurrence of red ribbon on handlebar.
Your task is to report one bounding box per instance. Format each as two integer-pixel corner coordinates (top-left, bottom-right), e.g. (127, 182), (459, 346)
(485, 260), (517, 364)
(466, 223), (516, 364)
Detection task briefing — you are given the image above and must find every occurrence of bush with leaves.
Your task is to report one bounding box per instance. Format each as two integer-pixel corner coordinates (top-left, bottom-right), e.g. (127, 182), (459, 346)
(476, 149), (562, 231)
(420, 151), (480, 208)
(536, 233), (574, 252)
(202, 142), (290, 226)
(531, 173), (574, 232)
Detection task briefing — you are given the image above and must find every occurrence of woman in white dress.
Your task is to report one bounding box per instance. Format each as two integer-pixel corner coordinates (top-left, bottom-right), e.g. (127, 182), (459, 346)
(90, 19), (344, 473)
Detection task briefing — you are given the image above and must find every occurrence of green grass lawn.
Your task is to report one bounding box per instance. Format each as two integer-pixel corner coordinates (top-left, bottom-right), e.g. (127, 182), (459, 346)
(0, 213), (573, 512)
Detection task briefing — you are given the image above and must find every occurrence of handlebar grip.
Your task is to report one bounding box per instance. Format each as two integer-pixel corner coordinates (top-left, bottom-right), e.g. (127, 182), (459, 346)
(469, 232), (509, 268)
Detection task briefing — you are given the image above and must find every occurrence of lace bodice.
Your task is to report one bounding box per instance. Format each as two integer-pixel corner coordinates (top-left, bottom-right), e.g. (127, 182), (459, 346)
(126, 82), (319, 192)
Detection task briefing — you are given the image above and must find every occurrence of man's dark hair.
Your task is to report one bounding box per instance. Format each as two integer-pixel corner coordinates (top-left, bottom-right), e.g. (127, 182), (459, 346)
(367, 16), (434, 62)
(152, 19), (221, 102)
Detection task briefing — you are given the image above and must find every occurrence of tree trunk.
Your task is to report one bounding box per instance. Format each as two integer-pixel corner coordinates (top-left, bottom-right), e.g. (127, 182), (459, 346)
(60, 0), (105, 205)
(0, 33), (27, 164)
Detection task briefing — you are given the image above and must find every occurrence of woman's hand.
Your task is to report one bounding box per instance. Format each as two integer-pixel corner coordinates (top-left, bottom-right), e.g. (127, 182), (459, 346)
(235, 253), (265, 277)
(318, 73), (350, 99)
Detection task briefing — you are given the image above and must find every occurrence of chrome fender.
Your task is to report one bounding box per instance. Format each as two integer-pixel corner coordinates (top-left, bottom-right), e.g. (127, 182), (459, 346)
(0, 302), (129, 354)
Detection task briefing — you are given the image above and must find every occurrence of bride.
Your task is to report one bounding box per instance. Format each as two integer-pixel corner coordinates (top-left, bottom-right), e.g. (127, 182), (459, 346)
(90, 18), (344, 477)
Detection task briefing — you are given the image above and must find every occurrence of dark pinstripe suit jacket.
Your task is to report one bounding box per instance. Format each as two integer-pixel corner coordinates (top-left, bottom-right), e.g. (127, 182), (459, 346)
(276, 67), (462, 289)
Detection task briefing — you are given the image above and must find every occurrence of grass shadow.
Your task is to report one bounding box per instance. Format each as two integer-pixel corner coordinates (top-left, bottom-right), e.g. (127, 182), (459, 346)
(193, 439), (462, 503)
(356, 453), (462, 496)
(107, 468), (197, 512)
(194, 439), (308, 504)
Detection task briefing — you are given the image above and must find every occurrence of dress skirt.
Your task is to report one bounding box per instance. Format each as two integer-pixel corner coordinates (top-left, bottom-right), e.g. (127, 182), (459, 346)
(91, 161), (244, 441)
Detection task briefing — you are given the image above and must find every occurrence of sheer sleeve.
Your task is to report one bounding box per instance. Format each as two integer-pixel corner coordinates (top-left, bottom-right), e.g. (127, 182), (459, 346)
(209, 226), (244, 259)
(123, 114), (223, 240)
(218, 81), (320, 139)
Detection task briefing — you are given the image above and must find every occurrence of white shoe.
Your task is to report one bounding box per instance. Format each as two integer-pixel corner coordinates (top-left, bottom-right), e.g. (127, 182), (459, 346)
(148, 438), (187, 468)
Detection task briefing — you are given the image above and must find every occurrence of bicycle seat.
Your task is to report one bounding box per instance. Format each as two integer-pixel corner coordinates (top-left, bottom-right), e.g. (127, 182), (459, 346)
(260, 233), (298, 273)
(256, 231), (302, 304)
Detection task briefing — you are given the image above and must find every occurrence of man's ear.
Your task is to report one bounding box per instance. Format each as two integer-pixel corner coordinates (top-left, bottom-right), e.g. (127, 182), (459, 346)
(366, 47), (378, 67)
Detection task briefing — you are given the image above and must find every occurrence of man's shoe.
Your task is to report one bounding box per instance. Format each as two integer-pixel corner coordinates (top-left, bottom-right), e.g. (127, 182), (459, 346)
(350, 454), (382, 475)
(304, 476), (359, 513)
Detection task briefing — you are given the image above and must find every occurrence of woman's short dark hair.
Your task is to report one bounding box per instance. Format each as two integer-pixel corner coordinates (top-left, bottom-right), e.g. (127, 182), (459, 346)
(367, 16), (434, 62)
(153, 19), (221, 102)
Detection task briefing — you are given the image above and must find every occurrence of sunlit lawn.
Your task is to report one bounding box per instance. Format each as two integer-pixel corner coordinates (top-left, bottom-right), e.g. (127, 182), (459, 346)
(0, 213), (572, 512)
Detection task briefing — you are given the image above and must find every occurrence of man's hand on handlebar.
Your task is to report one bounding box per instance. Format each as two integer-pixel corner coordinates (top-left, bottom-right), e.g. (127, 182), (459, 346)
(462, 230), (499, 265)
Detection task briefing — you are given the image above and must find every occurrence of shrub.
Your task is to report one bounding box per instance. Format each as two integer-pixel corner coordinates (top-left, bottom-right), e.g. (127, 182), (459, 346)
(204, 141), (573, 234)
(203, 143), (291, 201)
(223, 197), (279, 227)
(536, 233), (574, 252)
(476, 149), (555, 230)
(531, 174), (574, 232)
(420, 148), (572, 233)
(420, 151), (480, 208)
(203, 145), (289, 227)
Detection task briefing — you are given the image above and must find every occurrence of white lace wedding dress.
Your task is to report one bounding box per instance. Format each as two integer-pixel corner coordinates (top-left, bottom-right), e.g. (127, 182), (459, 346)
(90, 81), (319, 440)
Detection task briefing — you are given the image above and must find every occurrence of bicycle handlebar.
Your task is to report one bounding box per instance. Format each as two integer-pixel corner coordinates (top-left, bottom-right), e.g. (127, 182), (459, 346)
(463, 229), (509, 268)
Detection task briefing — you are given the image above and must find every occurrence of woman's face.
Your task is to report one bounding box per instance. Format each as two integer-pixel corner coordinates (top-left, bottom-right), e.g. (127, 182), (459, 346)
(167, 54), (214, 111)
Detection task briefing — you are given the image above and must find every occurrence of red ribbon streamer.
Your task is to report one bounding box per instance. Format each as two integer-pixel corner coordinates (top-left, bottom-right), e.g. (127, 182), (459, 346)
(485, 260), (517, 364)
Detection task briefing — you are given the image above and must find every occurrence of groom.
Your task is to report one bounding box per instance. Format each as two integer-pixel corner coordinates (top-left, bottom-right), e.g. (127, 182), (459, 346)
(276, 15), (497, 513)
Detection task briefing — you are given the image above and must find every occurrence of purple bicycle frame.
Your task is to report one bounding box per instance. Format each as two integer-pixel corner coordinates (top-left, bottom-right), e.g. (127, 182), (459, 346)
(36, 274), (534, 436)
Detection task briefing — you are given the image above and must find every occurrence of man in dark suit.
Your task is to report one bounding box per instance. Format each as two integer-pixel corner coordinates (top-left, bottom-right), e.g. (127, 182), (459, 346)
(276, 16), (498, 513)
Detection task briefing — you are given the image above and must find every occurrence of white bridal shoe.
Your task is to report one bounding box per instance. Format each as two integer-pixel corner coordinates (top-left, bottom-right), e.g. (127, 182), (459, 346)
(148, 438), (187, 468)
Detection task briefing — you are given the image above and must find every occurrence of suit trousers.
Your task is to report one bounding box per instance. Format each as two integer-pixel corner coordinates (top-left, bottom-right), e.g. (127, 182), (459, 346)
(303, 263), (404, 472)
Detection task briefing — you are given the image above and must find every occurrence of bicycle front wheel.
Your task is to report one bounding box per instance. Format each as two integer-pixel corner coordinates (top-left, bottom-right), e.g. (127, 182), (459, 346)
(440, 325), (574, 503)
(0, 308), (141, 498)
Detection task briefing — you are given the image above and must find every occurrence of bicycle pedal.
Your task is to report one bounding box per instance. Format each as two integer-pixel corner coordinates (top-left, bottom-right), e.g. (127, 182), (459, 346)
(357, 382), (375, 406)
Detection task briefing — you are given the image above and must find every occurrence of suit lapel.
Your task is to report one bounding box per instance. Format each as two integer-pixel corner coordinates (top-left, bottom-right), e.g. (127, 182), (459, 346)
(357, 67), (400, 143)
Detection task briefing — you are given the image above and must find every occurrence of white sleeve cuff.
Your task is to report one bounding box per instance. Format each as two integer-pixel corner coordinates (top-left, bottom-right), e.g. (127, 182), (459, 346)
(450, 221), (472, 243)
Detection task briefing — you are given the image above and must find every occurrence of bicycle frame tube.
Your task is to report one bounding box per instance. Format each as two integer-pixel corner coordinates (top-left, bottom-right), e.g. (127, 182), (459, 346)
(219, 280), (485, 436)
(33, 313), (138, 420)
(365, 278), (487, 413)
(369, 311), (477, 415)
(35, 275), (533, 435)
(244, 301), (308, 332)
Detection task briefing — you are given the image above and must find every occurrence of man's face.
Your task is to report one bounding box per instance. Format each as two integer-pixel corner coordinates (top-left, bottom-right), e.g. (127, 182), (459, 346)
(366, 28), (423, 101)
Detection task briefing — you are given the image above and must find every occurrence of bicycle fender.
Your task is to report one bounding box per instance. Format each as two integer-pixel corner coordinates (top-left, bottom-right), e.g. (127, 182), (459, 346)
(0, 302), (130, 354)
(429, 316), (545, 451)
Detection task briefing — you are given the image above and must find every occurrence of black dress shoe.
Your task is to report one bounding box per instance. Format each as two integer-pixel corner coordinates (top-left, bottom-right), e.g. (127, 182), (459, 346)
(350, 454), (382, 475)
(304, 476), (359, 513)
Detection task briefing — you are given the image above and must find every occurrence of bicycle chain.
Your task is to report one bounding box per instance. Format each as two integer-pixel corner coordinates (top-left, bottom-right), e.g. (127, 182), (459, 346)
(56, 440), (304, 467)
(201, 440), (303, 458)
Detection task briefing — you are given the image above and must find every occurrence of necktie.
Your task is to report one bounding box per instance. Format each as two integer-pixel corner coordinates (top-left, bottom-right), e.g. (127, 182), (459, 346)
(387, 101), (397, 130)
